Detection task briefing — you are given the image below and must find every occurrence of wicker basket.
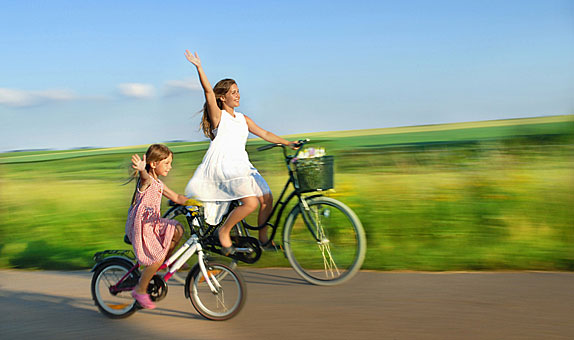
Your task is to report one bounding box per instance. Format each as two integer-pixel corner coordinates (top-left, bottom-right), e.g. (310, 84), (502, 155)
(293, 156), (334, 193)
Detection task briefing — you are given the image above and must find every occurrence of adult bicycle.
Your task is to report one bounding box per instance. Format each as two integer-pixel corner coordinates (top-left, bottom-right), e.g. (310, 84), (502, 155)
(164, 139), (366, 286)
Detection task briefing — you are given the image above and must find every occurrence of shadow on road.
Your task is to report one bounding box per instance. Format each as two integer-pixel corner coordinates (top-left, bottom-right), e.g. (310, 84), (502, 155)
(240, 268), (309, 286)
(0, 288), (193, 339)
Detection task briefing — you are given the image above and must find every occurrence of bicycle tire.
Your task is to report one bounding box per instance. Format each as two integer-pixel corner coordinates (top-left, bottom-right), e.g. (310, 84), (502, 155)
(283, 196), (366, 286)
(91, 259), (140, 318)
(185, 262), (246, 321)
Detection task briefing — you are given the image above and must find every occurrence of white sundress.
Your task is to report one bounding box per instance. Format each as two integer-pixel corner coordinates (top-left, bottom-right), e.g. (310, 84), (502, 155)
(185, 110), (270, 225)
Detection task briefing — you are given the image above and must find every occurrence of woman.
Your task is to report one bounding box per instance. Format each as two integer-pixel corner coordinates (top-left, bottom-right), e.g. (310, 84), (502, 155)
(183, 50), (296, 255)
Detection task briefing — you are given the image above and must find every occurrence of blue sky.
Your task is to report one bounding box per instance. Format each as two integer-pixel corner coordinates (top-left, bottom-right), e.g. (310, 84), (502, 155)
(1, 0), (572, 152)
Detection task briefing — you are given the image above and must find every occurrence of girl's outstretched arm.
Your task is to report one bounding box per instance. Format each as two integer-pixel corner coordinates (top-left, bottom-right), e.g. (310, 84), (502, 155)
(132, 154), (152, 191)
(245, 115), (298, 149)
(162, 185), (188, 205)
(185, 50), (222, 129)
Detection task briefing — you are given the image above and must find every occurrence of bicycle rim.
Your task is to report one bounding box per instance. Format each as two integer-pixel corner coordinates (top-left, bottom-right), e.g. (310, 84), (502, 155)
(187, 263), (245, 321)
(284, 197), (366, 286)
(92, 263), (139, 318)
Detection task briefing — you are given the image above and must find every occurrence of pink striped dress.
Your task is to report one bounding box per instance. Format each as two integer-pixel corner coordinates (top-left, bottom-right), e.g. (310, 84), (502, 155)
(125, 177), (177, 266)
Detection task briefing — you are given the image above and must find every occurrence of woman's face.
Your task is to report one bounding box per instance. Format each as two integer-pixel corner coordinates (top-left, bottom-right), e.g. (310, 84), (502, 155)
(221, 84), (240, 108)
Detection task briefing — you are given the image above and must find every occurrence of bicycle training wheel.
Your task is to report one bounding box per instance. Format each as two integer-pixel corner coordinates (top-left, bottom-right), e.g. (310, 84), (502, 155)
(283, 196), (366, 286)
(185, 262), (246, 321)
(163, 206), (196, 284)
(91, 259), (140, 318)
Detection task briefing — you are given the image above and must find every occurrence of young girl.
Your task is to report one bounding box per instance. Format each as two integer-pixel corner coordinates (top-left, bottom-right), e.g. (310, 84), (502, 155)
(183, 50), (296, 255)
(125, 144), (189, 309)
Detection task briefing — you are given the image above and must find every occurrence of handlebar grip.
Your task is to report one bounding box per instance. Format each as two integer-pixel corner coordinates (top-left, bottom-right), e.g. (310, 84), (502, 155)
(294, 138), (310, 148)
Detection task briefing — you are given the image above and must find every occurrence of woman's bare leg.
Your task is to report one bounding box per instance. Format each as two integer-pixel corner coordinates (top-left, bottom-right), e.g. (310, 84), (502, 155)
(218, 196), (258, 248)
(257, 193), (273, 243)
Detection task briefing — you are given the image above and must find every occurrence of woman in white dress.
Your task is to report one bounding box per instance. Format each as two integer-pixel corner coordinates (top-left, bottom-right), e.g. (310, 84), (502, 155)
(184, 50), (296, 255)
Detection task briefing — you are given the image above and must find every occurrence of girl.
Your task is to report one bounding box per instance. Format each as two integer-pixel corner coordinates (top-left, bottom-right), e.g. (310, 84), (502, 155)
(183, 50), (296, 255)
(126, 144), (189, 309)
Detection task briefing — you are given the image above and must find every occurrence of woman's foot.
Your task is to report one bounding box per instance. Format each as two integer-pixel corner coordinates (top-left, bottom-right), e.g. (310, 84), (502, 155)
(259, 240), (280, 252)
(131, 290), (156, 309)
(221, 245), (236, 256)
(217, 227), (233, 248)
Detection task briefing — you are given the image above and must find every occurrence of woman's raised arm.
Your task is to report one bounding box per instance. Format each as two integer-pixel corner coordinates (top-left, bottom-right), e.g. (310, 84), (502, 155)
(185, 50), (221, 128)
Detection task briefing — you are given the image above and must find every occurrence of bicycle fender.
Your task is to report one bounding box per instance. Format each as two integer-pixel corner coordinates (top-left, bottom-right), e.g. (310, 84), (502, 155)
(90, 256), (135, 273)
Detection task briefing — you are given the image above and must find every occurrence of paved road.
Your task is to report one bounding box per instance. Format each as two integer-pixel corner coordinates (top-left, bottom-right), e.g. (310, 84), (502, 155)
(1, 269), (573, 339)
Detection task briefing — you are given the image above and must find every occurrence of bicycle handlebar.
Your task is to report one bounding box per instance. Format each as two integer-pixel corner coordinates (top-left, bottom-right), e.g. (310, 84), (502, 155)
(256, 143), (282, 152)
(256, 139), (310, 152)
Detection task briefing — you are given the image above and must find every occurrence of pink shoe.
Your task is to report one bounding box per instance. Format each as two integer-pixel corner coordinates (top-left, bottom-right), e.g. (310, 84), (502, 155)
(131, 290), (156, 309)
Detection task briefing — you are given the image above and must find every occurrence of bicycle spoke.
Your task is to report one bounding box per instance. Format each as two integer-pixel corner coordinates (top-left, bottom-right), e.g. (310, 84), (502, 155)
(311, 204), (341, 278)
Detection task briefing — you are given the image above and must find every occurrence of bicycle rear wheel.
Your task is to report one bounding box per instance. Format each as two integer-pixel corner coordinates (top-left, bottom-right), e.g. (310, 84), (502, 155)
(185, 262), (246, 321)
(283, 196), (366, 286)
(91, 259), (139, 318)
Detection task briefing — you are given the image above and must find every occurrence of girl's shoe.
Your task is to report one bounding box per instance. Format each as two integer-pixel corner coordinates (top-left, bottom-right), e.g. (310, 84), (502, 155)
(131, 290), (156, 309)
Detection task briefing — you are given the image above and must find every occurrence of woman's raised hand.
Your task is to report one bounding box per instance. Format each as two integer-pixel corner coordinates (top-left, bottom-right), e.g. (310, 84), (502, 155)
(131, 154), (146, 172)
(185, 50), (201, 67)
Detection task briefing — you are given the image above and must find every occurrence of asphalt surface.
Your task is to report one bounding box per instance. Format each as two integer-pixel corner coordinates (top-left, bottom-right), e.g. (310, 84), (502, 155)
(0, 268), (573, 339)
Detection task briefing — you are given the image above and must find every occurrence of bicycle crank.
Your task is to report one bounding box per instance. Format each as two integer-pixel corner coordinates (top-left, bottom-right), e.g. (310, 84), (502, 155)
(148, 274), (168, 302)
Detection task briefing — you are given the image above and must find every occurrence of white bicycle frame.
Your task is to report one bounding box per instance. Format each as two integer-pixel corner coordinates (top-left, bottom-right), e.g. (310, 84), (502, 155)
(159, 234), (220, 294)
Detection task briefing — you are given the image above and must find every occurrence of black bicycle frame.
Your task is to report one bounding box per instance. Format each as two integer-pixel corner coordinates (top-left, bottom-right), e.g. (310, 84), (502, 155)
(239, 141), (323, 245)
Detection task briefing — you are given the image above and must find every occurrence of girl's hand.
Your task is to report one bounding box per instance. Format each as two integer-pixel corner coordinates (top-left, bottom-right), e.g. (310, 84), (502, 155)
(185, 50), (201, 68)
(131, 154), (146, 172)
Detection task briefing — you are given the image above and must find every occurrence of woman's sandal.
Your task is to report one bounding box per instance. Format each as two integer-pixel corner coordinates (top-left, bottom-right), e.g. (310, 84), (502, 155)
(259, 240), (280, 252)
(221, 245), (236, 256)
(215, 226), (236, 256)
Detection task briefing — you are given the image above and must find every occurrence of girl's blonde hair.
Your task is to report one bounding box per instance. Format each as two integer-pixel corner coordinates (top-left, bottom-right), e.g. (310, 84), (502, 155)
(129, 144), (173, 205)
(201, 78), (237, 140)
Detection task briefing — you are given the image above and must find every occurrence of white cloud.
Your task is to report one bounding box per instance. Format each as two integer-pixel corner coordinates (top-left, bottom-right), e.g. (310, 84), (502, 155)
(0, 88), (77, 107)
(117, 83), (155, 99)
(163, 79), (201, 96)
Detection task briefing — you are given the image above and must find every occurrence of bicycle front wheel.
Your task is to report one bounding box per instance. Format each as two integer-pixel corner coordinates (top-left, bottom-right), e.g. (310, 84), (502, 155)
(283, 196), (366, 286)
(186, 262), (246, 321)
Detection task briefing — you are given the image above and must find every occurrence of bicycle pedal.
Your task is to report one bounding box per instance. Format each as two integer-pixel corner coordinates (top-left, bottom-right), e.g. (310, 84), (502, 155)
(234, 247), (254, 254)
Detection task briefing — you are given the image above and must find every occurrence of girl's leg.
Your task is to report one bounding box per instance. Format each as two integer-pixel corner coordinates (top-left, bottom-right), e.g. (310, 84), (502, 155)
(218, 196), (258, 248)
(135, 261), (162, 295)
(166, 223), (184, 259)
(135, 224), (183, 295)
(257, 193), (273, 243)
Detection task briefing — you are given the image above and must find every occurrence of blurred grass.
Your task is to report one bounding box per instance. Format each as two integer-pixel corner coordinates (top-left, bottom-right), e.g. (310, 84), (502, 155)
(0, 115), (572, 271)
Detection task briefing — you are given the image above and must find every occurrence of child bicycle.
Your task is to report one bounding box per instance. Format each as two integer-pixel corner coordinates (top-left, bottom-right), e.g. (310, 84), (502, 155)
(164, 139), (367, 286)
(90, 228), (246, 321)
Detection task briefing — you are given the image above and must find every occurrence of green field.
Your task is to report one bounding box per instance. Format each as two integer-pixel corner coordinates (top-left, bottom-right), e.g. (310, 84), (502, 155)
(1, 115), (573, 271)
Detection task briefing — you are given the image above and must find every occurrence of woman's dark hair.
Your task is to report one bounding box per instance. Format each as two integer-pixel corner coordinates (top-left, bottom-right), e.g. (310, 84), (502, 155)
(201, 78), (237, 140)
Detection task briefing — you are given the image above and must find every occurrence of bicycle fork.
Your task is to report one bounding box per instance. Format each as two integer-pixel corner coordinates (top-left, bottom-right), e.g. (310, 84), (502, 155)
(161, 234), (221, 294)
(297, 199), (340, 277)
